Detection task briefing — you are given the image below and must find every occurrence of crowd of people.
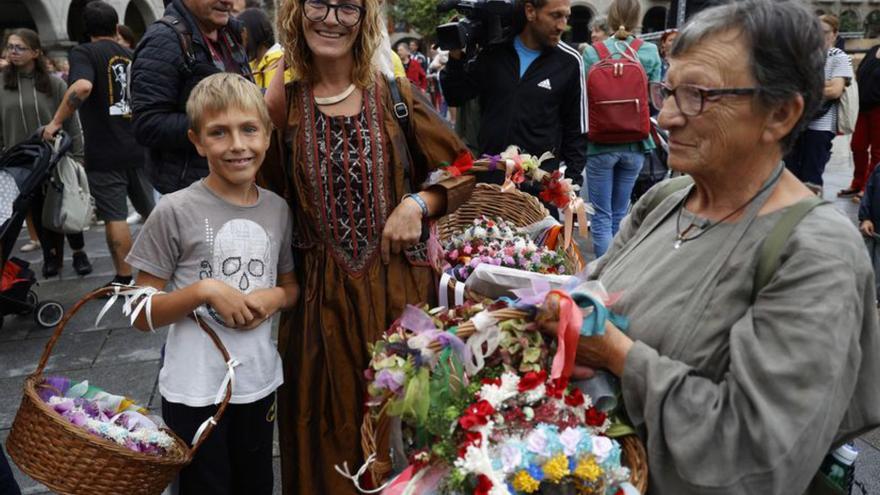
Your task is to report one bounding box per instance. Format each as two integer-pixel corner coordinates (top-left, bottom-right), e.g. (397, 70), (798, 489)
(0, 0), (879, 494)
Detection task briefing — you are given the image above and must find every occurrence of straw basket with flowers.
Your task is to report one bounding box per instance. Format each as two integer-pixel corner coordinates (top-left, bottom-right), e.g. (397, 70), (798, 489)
(5, 287), (233, 495)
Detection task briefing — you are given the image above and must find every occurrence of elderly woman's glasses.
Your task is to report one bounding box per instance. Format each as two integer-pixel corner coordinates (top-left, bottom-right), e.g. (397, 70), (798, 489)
(303, 0), (365, 27)
(649, 82), (758, 117)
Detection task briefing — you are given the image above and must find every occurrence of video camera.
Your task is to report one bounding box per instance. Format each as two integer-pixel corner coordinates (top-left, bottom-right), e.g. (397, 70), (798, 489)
(436, 0), (516, 52)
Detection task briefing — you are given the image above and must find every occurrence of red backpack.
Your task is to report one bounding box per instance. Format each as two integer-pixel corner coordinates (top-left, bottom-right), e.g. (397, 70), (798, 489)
(587, 39), (651, 144)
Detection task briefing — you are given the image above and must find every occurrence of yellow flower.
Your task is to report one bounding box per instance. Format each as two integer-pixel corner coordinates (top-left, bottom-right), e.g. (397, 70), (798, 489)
(574, 456), (603, 482)
(512, 470), (541, 493)
(542, 453), (571, 483)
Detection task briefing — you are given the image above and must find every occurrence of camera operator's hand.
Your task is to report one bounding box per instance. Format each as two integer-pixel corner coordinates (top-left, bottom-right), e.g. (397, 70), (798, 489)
(449, 49), (465, 60)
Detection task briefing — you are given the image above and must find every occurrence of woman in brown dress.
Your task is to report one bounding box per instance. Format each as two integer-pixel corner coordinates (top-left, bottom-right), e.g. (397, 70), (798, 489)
(262, 0), (474, 492)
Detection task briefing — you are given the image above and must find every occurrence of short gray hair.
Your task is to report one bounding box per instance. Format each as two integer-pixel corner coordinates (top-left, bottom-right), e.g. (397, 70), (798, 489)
(591, 16), (611, 36)
(671, 0), (825, 153)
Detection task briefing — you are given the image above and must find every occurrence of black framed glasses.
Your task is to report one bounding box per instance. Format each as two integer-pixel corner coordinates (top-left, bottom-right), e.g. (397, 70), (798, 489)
(4, 44), (32, 54)
(303, 0), (365, 27)
(649, 82), (759, 117)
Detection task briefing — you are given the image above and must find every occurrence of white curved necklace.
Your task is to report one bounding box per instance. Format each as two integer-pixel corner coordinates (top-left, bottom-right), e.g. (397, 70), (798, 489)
(314, 84), (357, 106)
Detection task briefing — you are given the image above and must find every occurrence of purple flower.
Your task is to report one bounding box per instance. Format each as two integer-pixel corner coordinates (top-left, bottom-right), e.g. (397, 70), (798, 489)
(69, 411), (88, 427)
(375, 369), (406, 394)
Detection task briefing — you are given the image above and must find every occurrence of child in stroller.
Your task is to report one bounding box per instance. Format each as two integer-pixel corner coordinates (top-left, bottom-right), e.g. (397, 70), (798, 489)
(0, 132), (70, 329)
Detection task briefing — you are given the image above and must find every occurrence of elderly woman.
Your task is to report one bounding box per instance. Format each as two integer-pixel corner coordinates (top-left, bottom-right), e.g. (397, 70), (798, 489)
(261, 0), (474, 493)
(564, 1), (880, 493)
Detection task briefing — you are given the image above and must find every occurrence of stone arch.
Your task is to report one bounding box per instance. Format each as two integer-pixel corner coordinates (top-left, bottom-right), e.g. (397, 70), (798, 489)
(839, 10), (861, 33)
(0, 0), (39, 33)
(124, 0), (152, 39)
(2, 0), (70, 54)
(642, 5), (667, 34)
(66, 0), (92, 44)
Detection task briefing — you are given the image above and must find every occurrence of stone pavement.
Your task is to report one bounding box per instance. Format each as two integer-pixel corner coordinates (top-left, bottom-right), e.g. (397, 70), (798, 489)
(1, 136), (879, 494)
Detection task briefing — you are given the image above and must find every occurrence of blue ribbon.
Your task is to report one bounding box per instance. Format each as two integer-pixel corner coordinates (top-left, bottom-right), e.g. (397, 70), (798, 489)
(571, 292), (629, 337)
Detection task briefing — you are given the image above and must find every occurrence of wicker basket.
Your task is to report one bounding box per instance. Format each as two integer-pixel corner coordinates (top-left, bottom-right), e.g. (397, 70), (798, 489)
(434, 183), (585, 304)
(360, 307), (649, 493)
(6, 287), (232, 495)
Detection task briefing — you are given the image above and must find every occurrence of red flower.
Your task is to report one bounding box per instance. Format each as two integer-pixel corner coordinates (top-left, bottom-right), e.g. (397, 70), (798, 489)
(447, 151), (474, 176)
(475, 474), (493, 495)
(459, 400), (495, 430)
(585, 407), (607, 427)
(481, 377), (502, 387)
(517, 370), (548, 392)
(565, 387), (585, 407)
(457, 431), (483, 457)
(539, 174), (571, 209)
(510, 165), (526, 185)
(545, 377), (569, 399)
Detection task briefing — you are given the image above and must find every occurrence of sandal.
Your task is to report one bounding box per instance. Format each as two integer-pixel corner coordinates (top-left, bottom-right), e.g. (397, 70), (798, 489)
(838, 187), (860, 198)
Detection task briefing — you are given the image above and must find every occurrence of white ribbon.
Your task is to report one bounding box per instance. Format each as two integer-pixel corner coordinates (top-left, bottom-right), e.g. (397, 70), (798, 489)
(95, 283), (166, 332)
(464, 310), (501, 375)
(214, 358), (241, 405)
(454, 279), (465, 307)
(439, 272), (452, 309)
(191, 417), (217, 446)
(333, 453), (393, 494)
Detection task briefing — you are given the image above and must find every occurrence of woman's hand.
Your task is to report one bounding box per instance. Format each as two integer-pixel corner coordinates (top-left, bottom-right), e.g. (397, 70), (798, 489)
(540, 318), (634, 377)
(381, 196), (423, 264)
(860, 219), (875, 237)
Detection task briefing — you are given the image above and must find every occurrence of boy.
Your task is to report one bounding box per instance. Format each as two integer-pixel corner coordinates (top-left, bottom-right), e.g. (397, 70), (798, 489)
(126, 73), (298, 494)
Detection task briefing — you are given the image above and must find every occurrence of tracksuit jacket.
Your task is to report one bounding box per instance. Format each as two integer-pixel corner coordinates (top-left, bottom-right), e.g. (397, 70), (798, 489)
(440, 39), (588, 187)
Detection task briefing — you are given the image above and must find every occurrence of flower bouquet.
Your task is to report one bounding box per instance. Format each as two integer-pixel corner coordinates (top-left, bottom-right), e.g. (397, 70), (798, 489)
(37, 377), (174, 455)
(442, 216), (573, 282)
(358, 293), (646, 495)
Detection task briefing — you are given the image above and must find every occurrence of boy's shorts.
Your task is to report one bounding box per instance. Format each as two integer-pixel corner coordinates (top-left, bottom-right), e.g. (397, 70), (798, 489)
(87, 168), (155, 222)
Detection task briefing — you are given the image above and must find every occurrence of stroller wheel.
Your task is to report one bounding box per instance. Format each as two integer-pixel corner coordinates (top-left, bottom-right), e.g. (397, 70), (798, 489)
(35, 301), (64, 328)
(21, 290), (38, 314)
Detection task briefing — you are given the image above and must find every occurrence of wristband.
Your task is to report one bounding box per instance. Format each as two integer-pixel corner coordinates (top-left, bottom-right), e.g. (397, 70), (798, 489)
(403, 193), (429, 218)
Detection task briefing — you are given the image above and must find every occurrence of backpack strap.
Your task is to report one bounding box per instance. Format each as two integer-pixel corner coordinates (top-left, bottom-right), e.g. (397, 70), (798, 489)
(157, 15), (195, 74)
(629, 38), (644, 52)
(752, 196), (828, 301)
(593, 42), (612, 61)
(644, 175), (693, 215)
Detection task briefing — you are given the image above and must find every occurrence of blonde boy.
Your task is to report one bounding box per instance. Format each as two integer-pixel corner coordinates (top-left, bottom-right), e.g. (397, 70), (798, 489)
(126, 73), (298, 494)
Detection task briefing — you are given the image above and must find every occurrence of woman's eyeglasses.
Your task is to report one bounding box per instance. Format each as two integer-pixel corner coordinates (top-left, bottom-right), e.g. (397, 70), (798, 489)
(649, 82), (758, 117)
(5, 44), (32, 54)
(303, 0), (365, 27)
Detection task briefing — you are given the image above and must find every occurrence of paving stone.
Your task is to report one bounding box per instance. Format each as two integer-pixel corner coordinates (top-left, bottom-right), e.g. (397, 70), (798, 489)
(854, 438), (880, 494)
(0, 376), (26, 430)
(0, 330), (108, 379)
(93, 327), (166, 366)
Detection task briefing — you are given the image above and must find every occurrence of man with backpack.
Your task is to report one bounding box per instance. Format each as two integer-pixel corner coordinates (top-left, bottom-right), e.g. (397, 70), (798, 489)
(130, 0), (252, 194)
(43, 1), (155, 292)
(582, 0), (661, 257)
(440, 0), (588, 204)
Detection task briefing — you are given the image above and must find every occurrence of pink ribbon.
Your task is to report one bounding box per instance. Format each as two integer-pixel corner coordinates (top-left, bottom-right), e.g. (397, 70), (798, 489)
(548, 290), (582, 380)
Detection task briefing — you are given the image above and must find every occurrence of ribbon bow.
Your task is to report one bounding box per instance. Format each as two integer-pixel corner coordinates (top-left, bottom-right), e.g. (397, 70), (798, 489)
(463, 310), (501, 375)
(562, 196), (591, 250)
(95, 283), (166, 332)
(571, 291), (629, 336)
(546, 290), (582, 380)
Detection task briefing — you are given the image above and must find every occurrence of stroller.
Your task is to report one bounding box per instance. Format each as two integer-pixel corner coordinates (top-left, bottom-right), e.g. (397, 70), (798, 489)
(0, 131), (70, 330)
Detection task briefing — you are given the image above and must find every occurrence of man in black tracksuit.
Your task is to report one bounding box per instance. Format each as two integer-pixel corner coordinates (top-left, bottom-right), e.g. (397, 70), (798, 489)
(441, 0), (587, 196)
(131, 0), (251, 194)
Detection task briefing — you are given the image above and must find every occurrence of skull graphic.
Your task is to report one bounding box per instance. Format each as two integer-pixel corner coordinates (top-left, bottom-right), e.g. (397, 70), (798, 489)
(212, 219), (272, 293)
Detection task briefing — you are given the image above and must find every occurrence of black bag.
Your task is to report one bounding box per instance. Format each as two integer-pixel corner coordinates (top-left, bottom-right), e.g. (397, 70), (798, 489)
(631, 118), (669, 203)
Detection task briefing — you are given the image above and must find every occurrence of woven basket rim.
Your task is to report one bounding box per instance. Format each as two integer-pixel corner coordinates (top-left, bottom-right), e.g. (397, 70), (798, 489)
(18, 373), (190, 466)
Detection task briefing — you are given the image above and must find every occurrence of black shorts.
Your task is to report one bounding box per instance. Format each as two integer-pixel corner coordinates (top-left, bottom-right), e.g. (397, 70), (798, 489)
(86, 168), (155, 222)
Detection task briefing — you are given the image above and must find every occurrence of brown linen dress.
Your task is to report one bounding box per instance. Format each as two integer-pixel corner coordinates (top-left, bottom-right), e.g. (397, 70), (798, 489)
(260, 76), (474, 495)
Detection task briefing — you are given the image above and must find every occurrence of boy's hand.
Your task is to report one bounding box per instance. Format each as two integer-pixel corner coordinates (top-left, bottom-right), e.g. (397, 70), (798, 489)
(200, 279), (256, 328)
(242, 288), (284, 329)
(860, 220), (875, 237)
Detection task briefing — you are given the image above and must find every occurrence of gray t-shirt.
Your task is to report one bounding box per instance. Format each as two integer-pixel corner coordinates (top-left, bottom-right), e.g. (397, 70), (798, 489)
(127, 180), (294, 406)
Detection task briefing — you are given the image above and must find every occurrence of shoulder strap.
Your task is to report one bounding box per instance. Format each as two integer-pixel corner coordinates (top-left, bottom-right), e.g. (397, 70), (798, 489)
(387, 76), (416, 191)
(157, 15), (195, 73)
(752, 196), (828, 301)
(593, 42), (611, 61)
(644, 175), (693, 215)
(629, 38), (644, 51)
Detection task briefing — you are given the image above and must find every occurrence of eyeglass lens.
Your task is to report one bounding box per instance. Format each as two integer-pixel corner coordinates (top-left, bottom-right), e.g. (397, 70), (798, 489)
(650, 83), (703, 116)
(5, 44), (30, 53)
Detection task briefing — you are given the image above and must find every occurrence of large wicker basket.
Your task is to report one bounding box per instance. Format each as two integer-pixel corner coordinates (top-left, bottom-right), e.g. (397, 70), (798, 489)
(360, 307), (648, 493)
(434, 183), (585, 304)
(6, 287), (232, 495)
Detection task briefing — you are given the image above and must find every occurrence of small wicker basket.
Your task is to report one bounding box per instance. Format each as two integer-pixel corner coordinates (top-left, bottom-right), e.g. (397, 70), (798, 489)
(360, 306), (649, 494)
(6, 287), (232, 495)
(434, 183), (585, 303)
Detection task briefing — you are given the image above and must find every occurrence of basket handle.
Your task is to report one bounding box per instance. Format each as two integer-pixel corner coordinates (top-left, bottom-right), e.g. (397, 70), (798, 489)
(30, 286), (233, 461)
